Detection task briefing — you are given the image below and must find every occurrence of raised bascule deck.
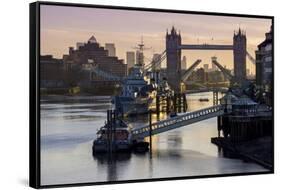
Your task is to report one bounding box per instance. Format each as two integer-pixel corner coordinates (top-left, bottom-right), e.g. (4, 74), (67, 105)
(131, 105), (224, 139)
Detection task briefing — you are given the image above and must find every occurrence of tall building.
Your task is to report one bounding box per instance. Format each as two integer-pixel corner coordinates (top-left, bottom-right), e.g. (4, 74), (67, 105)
(126, 51), (135, 73)
(233, 28), (247, 84)
(256, 26), (272, 105)
(40, 55), (65, 88)
(105, 43), (116, 57)
(136, 50), (144, 66)
(152, 53), (162, 71)
(76, 42), (85, 50)
(203, 64), (209, 72)
(88, 36), (97, 43)
(181, 56), (187, 70)
(63, 36), (126, 82)
(166, 26), (182, 92)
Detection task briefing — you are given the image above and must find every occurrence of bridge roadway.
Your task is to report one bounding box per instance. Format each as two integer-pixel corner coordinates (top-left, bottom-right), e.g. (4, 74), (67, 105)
(131, 105), (224, 139)
(184, 88), (228, 94)
(179, 44), (233, 50)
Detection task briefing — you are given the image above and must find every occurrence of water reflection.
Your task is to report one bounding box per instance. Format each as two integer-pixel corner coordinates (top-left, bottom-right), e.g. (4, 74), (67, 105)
(40, 93), (268, 186)
(167, 132), (183, 150)
(94, 152), (132, 181)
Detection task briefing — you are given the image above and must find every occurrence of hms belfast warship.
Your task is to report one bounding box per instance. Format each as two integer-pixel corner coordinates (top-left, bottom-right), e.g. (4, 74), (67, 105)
(114, 64), (155, 116)
(114, 38), (156, 116)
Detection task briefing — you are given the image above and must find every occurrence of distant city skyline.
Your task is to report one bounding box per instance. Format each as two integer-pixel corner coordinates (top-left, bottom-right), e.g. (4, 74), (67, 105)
(40, 5), (271, 74)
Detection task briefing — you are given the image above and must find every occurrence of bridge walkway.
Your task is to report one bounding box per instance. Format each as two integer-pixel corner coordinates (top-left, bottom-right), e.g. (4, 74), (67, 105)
(132, 105), (224, 139)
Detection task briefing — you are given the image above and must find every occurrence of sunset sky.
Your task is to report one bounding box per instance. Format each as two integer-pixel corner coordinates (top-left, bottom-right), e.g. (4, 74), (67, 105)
(40, 5), (272, 74)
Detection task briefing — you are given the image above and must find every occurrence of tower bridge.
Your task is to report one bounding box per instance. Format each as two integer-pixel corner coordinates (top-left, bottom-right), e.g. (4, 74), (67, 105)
(82, 27), (255, 95)
(166, 26), (248, 92)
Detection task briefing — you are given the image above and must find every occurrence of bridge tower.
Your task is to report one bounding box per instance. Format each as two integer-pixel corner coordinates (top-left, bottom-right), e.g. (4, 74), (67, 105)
(166, 26), (182, 92)
(233, 28), (247, 84)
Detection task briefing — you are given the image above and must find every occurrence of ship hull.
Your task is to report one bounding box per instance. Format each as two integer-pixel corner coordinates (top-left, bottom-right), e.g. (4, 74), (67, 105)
(93, 140), (132, 153)
(114, 96), (151, 116)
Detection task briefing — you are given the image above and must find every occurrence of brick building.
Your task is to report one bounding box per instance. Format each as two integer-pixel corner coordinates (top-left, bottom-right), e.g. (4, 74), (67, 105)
(256, 26), (273, 105)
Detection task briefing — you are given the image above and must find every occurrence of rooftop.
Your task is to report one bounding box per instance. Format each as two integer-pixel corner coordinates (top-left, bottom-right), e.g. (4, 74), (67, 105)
(88, 35), (97, 43)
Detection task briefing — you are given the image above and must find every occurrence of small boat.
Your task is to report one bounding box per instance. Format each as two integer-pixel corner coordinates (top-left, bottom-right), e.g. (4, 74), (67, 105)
(93, 110), (150, 154)
(199, 98), (209, 102)
(92, 119), (132, 153)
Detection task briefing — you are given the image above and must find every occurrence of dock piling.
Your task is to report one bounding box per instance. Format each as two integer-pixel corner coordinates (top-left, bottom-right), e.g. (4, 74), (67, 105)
(173, 94), (177, 113)
(156, 95), (160, 117)
(149, 110), (152, 152)
(166, 95), (171, 113)
(183, 93), (187, 112)
(213, 90), (219, 105)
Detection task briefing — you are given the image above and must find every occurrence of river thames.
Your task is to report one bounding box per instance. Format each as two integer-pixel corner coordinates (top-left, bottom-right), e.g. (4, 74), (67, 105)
(40, 92), (268, 185)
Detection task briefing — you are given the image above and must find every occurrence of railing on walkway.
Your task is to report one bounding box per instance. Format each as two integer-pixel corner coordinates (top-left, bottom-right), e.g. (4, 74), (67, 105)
(132, 105), (224, 139)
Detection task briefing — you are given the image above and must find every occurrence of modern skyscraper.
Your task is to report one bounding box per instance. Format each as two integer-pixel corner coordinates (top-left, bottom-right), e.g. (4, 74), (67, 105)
(105, 43), (116, 57)
(181, 56), (187, 70)
(126, 51), (135, 72)
(136, 50), (144, 66)
(88, 35), (97, 43)
(203, 64), (209, 72)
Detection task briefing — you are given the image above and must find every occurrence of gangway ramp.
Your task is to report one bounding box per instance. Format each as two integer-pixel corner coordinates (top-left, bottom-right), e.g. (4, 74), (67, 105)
(132, 105), (224, 139)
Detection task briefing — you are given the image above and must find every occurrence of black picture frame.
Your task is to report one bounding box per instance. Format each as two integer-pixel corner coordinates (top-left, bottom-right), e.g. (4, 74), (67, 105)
(30, 1), (274, 188)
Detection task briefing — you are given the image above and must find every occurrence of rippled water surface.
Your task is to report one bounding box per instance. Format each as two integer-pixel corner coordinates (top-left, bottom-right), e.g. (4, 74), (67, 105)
(40, 92), (268, 185)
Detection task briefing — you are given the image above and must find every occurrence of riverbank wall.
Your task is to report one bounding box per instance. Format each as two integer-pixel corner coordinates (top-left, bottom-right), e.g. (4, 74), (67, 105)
(212, 113), (273, 170)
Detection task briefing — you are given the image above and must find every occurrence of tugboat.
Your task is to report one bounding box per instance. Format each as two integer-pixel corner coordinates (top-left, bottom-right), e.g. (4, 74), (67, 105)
(92, 110), (150, 154)
(114, 65), (155, 117)
(92, 113), (132, 153)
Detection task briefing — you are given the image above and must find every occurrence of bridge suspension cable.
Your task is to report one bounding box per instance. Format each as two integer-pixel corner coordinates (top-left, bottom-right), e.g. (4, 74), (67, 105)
(144, 50), (166, 72)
